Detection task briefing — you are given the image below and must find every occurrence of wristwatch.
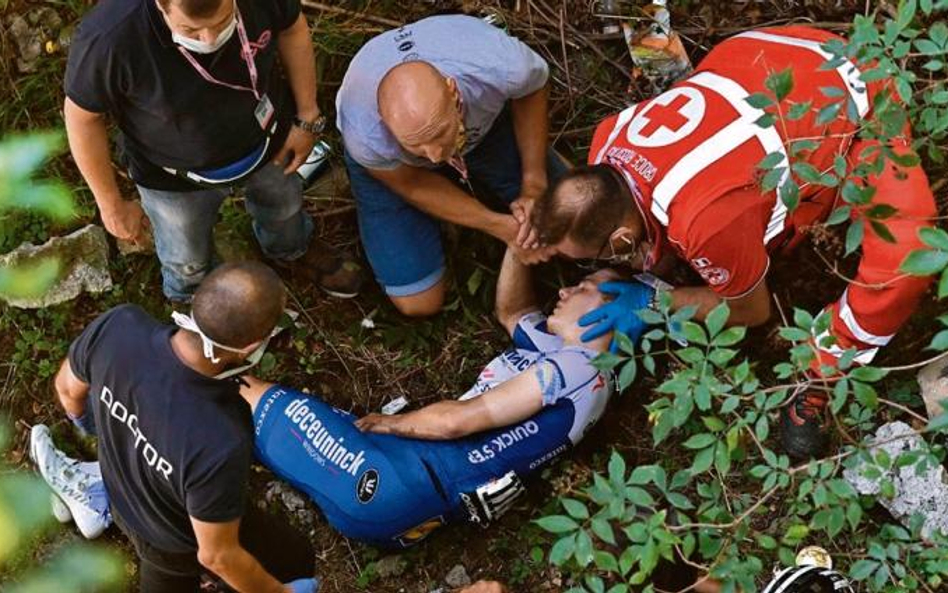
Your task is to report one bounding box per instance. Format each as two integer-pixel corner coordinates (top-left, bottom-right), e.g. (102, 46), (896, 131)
(293, 113), (326, 135)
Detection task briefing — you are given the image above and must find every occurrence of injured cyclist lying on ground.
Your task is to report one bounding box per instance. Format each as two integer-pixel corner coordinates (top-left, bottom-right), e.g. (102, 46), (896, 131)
(31, 249), (630, 550)
(244, 249), (623, 547)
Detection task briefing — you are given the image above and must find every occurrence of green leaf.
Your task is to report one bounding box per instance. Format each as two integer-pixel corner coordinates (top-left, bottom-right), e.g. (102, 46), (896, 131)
(850, 366), (888, 382)
(713, 326), (745, 347)
(609, 450), (626, 485)
(790, 139), (819, 155)
(755, 415), (770, 441)
(705, 301), (730, 338)
(682, 322), (708, 345)
(575, 529), (594, 567)
(929, 329), (948, 350)
(845, 219), (865, 255)
(618, 359), (638, 391)
(779, 327), (810, 342)
(896, 0), (917, 30)
(757, 151), (786, 170)
(761, 166), (787, 192)
(615, 332), (636, 356)
(850, 559), (879, 580)
(765, 68), (794, 101)
(745, 92), (773, 109)
(562, 498), (590, 520)
(827, 507), (845, 537)
(820, 86), (846, 98)
(619, 547), (637, 576)
(900, 249), (948, 275)
(926, 412), (948, 432)
(594, 550), (619, 573)
(757, 534), (778, 550)
(853, 381), (878, 409)
(755, 113), (778, 128)
(826, 205), (852, 225)
(870, 220), (896, 244)
(629, 465), (660, 486)
(682, 433), (716, 449)
(786, 101), (812, 121)
(920, 227), (948, 251)
(915, 38), (945, 55)
(866, 204), (898, 219)
(535, 515), (580, 534)
(626, 486), (655, 507)
(690, 446), (715, 474)
(792, 162), (824, 184)
(666, 492), (694, 510)
(591, 517), (616, 545)
(549, 533), (576, 565)
(816, 101), (843, 125)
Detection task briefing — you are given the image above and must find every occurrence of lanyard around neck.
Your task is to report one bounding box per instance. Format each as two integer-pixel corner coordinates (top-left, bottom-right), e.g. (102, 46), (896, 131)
(175, 7), (261, 101)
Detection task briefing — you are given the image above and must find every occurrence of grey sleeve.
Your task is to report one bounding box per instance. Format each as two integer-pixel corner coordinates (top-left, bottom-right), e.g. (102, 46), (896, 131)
(339, 116), (403, 171)
(500, 33), (550, 99)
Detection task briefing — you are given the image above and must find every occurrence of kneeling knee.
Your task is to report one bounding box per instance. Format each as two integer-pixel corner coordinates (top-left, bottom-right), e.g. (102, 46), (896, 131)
(390, 284), (445, 318)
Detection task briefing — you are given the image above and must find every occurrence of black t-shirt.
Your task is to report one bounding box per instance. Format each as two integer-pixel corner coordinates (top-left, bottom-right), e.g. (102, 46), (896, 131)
(69, 304), (252, 553)
(64, 0), (299, 190)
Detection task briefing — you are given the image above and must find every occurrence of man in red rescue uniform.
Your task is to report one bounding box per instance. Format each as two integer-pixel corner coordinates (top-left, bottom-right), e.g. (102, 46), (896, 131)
(529, 26), (938, 460)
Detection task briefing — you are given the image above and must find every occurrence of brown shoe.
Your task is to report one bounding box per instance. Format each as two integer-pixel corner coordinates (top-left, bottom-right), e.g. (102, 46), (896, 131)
(277, 237), (364, 299)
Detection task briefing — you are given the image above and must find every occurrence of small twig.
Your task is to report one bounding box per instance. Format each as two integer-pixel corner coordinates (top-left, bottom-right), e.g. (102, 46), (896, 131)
(557, 3), (574, 112)
(879, 397), (929, 424)
(300, 0), (402, 27)
(880, 348), (948, 373)
(812, 246), (910, 289)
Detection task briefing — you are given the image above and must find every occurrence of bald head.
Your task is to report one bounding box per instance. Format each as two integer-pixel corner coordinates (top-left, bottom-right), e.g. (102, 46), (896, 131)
(377, 61), (456, 148)
(192, 262), (285, 349)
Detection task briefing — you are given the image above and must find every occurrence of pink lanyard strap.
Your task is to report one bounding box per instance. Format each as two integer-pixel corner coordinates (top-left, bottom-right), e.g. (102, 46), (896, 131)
(447, 94), (469, 180)
(176, 6), (260, 101)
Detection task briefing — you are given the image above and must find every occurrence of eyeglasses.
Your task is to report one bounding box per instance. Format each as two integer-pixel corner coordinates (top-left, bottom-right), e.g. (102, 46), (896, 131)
(575, 233), (639, 271)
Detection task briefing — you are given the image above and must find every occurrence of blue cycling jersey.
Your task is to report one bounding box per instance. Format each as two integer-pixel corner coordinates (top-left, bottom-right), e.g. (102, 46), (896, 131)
(252, 313), (613, 548)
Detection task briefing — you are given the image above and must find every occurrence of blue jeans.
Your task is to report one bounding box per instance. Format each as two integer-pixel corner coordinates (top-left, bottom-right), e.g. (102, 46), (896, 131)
(138, 163), (313, 300)
(346, 109), (568, 297)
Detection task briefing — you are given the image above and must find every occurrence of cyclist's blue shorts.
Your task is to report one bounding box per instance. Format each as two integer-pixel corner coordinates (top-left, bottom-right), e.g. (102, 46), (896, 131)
(253, 385), (587, 548)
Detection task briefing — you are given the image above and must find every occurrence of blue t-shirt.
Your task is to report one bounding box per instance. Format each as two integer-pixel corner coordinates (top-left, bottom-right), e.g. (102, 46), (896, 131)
(336, 15), (550, 170)
(68, 305), (252, 553)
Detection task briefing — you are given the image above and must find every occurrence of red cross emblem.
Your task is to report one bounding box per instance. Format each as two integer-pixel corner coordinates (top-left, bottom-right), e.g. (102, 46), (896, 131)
(638, 94), (692, 138)
(626, 87), (706, 147)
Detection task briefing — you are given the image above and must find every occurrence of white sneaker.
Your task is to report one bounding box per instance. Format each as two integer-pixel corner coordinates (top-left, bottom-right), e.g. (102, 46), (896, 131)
(50, 459), (103, 524)
(29, 424), (112, 539)
(51, 493), (72, 523)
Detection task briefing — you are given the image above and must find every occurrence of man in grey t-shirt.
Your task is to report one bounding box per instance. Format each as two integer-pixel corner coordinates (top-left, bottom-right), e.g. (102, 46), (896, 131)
(336, 14), (566, 316)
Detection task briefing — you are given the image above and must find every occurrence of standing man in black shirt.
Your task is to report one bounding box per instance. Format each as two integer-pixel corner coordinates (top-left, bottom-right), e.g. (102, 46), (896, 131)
(53, 262), (318, 593)
(63, 0), (362, 302)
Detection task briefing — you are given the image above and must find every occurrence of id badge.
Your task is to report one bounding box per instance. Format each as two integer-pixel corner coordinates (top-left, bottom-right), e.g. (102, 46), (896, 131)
(254, 94), (274, 129)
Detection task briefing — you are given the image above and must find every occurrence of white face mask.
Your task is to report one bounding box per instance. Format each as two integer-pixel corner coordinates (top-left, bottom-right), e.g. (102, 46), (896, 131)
(172, 311), (270, 380)
(164, 2), (238, 54)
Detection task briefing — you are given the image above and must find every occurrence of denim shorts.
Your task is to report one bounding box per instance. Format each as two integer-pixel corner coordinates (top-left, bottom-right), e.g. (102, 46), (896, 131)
(345, 108), (568, 296)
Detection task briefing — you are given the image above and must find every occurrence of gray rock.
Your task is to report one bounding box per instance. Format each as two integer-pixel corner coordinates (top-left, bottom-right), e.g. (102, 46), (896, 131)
(263, 481), (315, 527)
(843, 421), (948, 538)
(375, 554), (407, 579)
(444, 564), (471, 588)
(0, 224), (112, 308)
(6, 7), (63, 72)
(918, 357), (948, 420)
